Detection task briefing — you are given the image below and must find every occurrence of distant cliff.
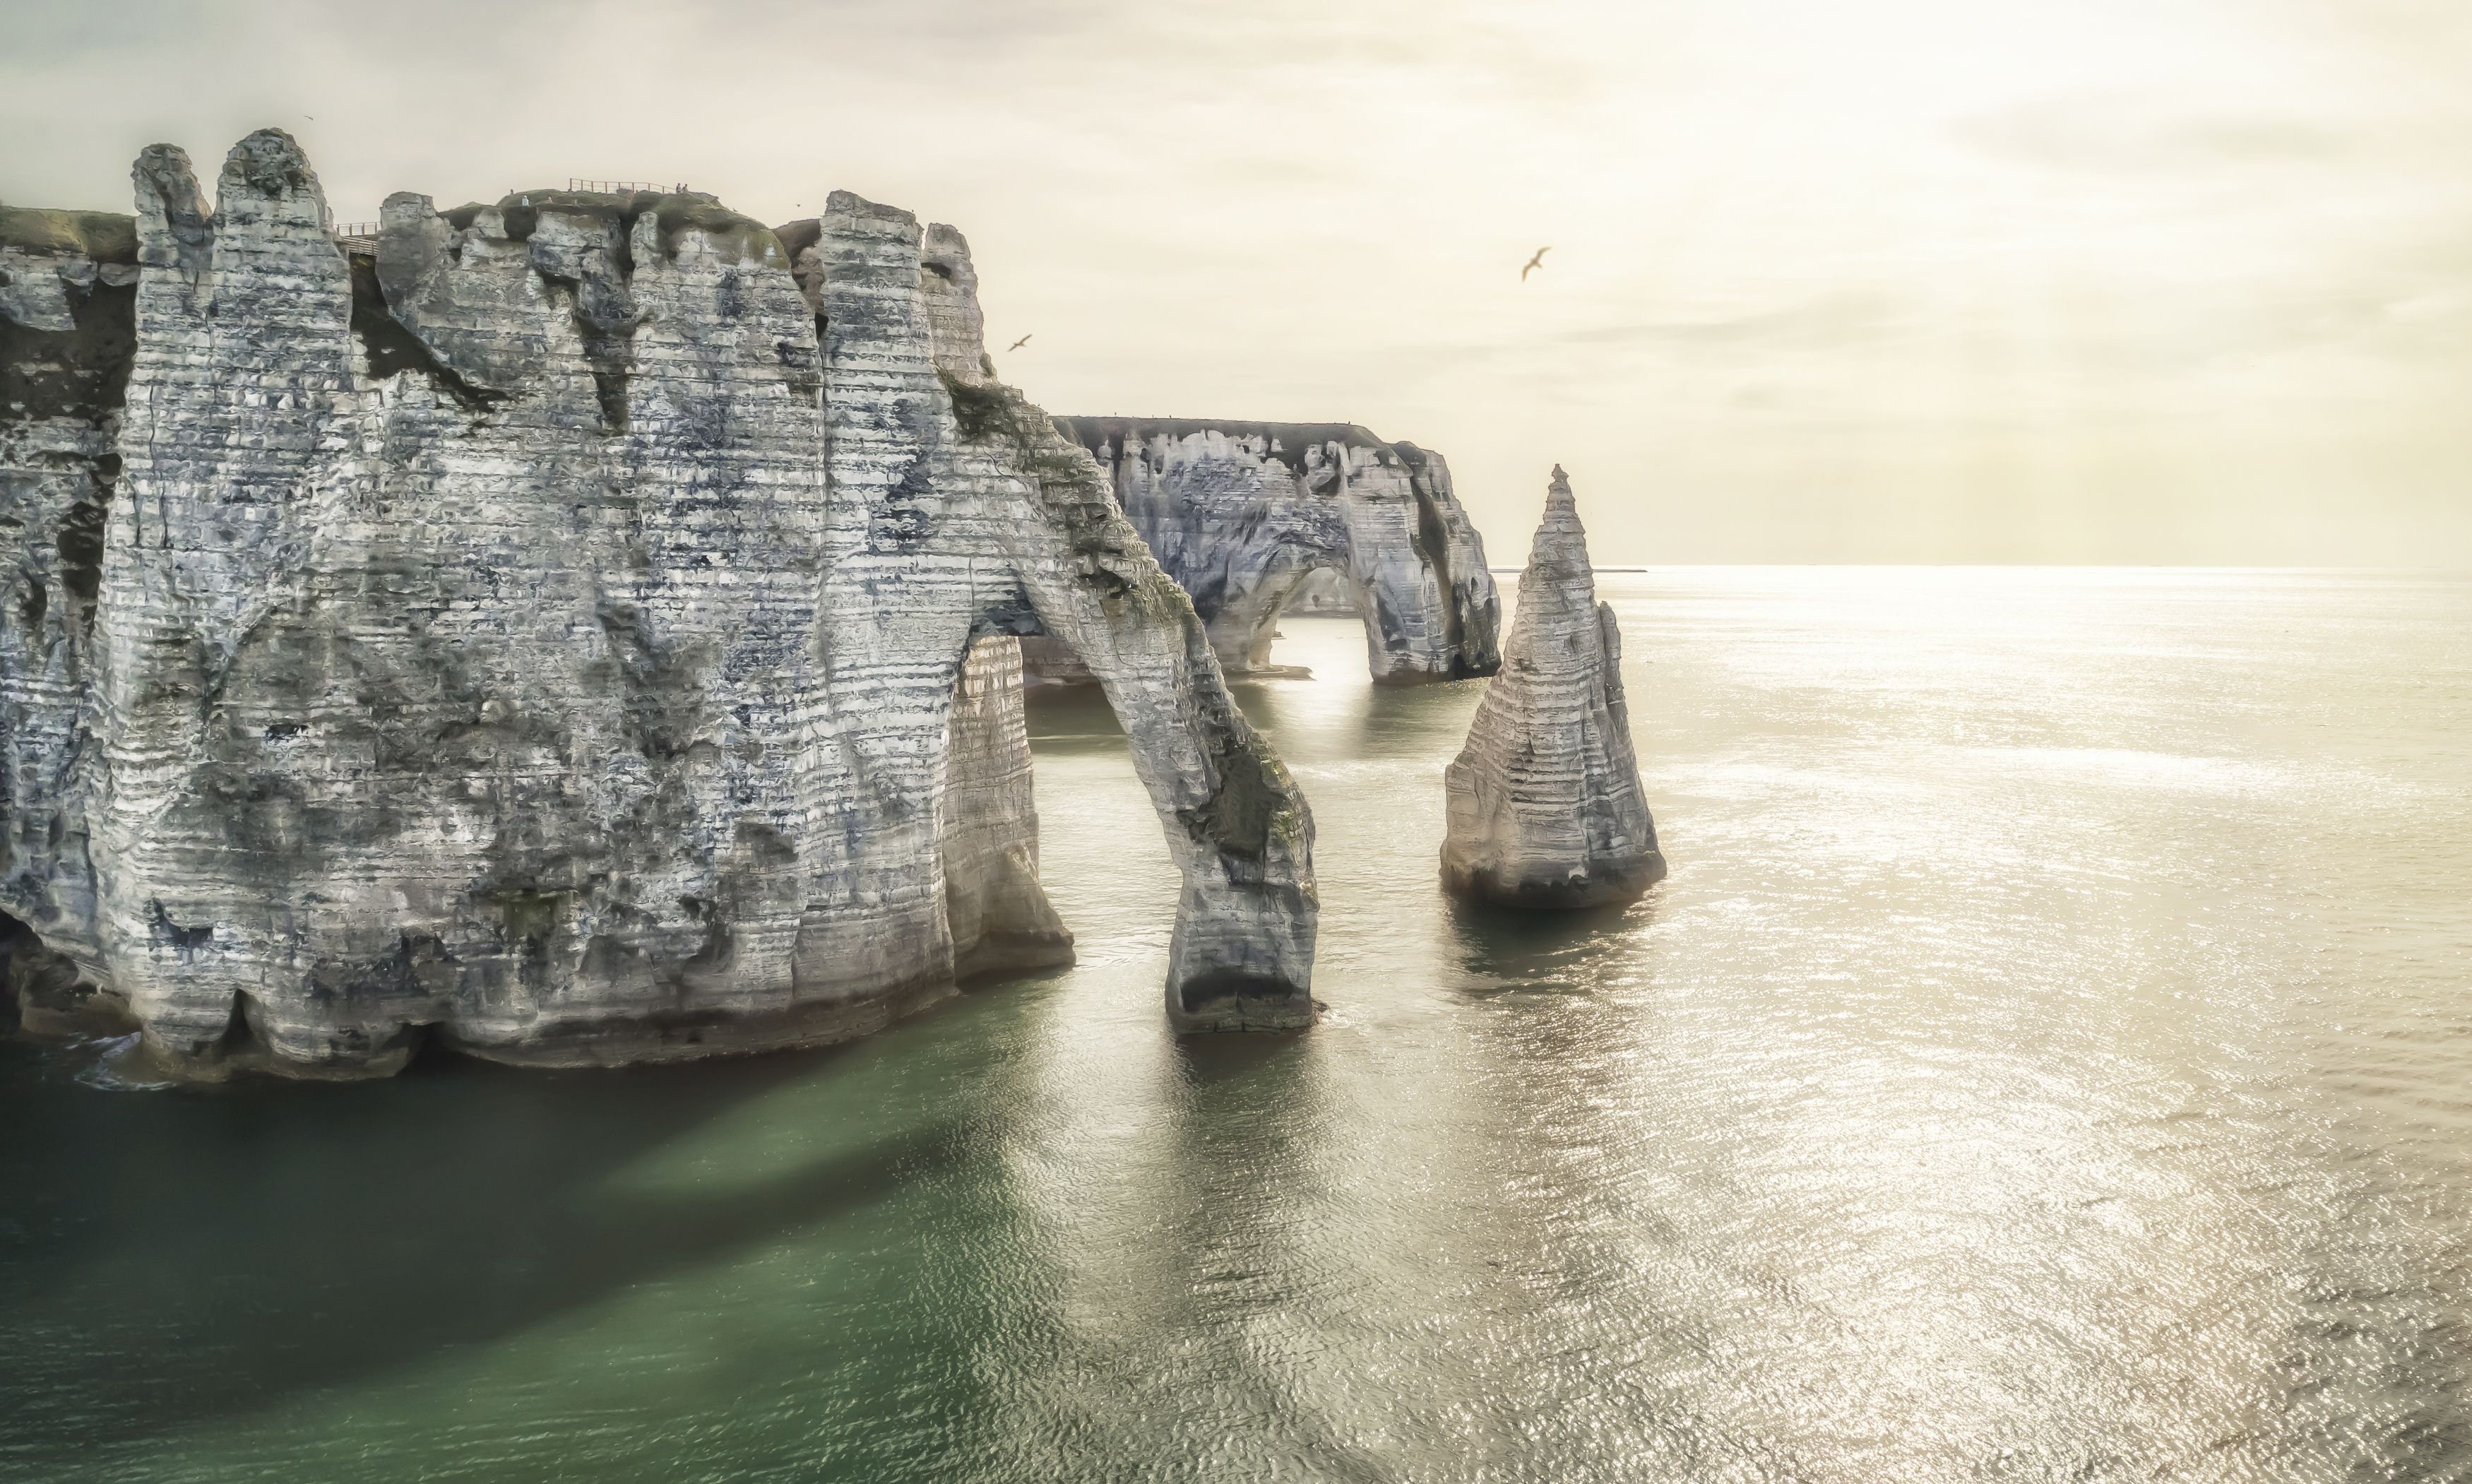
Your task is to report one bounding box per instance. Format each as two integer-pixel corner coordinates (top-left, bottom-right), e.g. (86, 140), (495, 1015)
(0, 131), (1317, 1080)
(1038, 419), (1501, 685)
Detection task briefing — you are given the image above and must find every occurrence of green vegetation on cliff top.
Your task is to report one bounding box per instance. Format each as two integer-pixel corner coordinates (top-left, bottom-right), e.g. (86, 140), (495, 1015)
(441, 191), (785, 264)
(0, 206), (138, 264)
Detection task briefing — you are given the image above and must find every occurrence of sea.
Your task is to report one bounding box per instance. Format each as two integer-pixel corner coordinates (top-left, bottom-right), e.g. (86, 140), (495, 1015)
(2, 568), (2467, 1483)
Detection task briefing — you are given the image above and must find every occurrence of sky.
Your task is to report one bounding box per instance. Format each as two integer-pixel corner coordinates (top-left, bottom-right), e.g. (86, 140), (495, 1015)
(4, 0), (2468, 564)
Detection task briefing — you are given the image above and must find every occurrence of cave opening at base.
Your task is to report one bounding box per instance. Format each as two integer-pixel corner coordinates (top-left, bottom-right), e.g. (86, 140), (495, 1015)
(0, 908), (30, 1035)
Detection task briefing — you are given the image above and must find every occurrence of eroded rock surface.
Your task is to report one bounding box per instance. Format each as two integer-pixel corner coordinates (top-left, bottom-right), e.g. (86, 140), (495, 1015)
(1, 205), (135, 966)
(0, 131), (1316, 1079)
(1039, 419), (1500, 685)
(1284, 567), (1357, 616)
(1441, 467), (1665, 908)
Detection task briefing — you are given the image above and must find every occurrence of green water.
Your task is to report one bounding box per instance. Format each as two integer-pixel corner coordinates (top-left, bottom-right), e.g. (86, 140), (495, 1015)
(4, 569), (2469, 1481)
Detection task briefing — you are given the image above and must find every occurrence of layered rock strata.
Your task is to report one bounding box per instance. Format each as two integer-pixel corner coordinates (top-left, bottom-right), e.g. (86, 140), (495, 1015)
(1283, 567), (1358, 616)
(0, 131), (1316, 1079)
(1441, 467), (1665, 908)
(1, 206), (135, 965)
(1035, 419), (1501, 685)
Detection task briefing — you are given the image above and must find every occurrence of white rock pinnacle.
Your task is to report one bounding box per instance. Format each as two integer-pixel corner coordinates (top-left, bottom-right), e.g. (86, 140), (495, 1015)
(1441, 466), (1665, 908)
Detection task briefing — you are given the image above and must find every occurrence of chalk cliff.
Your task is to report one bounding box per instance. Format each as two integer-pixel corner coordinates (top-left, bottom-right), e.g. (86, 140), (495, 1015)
(1283, 568), (1358, 617)
(1038, 420), (1500, 684)
(0, 206), (133, 973)
(1441, 467), (1664, 908)
(0, 131), (1315, 1079)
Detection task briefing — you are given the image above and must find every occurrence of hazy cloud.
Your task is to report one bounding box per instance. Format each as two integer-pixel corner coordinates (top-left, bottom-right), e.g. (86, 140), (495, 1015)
(1, 0), (2466, 562)
(1555, 292), (1917, 351)
(1954, 95), (2354, 176)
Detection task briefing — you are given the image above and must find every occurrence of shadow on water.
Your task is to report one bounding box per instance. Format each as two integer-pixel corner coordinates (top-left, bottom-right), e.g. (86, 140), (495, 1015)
(1349, 676), (1490, 759)
(1443, 891), (1661, 994)
(1157, 987), (1415, 1482)
(0, 1024), (977, 1457)
(1172, 1025), (1313, 1088)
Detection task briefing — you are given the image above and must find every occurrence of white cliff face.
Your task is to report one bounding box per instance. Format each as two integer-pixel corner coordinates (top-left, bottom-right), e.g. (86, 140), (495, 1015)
(1441, 467), (1665, 909)
(0, 131), (1317, 1079)
(0, 208), (134, 985)
(1041, 420), (1501, 686)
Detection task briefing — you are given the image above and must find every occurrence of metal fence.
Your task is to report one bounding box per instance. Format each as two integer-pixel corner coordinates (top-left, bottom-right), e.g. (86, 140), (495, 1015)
(566, 178), (691, 195)
(333, 221), (379, 238)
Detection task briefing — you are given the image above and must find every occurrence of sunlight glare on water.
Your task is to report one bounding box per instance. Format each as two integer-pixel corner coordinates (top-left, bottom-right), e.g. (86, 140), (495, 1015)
(1, 568), (2467, 1483)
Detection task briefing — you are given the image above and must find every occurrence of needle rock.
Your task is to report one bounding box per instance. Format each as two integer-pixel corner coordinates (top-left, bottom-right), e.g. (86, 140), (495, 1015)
(1441, 466), (1665, 908)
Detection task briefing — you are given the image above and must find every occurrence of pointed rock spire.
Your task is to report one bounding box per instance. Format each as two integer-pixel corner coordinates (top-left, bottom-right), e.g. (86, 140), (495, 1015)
(1440, 466), (1666, 908)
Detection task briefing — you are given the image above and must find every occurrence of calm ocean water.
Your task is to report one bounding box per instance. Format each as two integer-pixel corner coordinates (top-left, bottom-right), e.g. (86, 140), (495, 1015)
(2, 568), (2468, 1483)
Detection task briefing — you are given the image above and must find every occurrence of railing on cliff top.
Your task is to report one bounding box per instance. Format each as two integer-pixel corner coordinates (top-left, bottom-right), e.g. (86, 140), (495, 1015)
(566, 179), (693, 195)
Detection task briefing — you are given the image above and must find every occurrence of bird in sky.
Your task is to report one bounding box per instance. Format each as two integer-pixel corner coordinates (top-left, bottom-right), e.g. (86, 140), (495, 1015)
(1521, 247), (1551, 280)
(1007, 333), (1033, 352)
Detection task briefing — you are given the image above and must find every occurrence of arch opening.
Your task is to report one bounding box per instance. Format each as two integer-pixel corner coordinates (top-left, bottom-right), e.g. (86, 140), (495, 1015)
(1222, 551), (1355, 679)
(940, 634), (1077, 985)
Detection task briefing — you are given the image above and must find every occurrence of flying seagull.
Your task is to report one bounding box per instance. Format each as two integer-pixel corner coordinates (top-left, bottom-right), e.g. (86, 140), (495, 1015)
(1007, 333), (1033, 352)
(1521, 247), (1551, 280)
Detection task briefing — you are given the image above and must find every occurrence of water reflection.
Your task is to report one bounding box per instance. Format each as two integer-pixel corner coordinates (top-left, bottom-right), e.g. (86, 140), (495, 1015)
(0, 1041), (921, 1453)
(1444, 896), (1658, 994)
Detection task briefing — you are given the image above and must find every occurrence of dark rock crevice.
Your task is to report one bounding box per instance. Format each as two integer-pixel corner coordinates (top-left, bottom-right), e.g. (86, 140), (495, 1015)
(345, 254), (504, 411)
(0, 274), (136, 425)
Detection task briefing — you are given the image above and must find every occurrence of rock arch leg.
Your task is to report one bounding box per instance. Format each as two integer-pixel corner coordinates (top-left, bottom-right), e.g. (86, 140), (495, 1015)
(807, 194), (1317, 1033)
(1050, 571), (1318, 1031)
(988, 417), (1318, 1030)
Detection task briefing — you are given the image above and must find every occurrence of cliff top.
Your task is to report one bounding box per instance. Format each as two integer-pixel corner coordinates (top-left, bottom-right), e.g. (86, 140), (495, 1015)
(0, 205), (138, 263)
(436, 188), (782, 263)
(1054, 416), (1396, 475)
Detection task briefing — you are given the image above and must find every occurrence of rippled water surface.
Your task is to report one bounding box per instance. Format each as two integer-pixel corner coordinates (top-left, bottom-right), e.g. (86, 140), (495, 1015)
(4, 569), (2469, 1483)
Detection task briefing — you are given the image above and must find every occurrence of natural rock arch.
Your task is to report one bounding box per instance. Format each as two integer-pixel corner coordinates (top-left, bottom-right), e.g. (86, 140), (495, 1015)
(0, 131), (1317, 1079)
(786, 201), (1318, 1038)
(1033, 420), (1504, 687)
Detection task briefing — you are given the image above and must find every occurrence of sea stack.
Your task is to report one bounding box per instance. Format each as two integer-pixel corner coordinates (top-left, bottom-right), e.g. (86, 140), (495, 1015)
(1440, 467), (1665, 908)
